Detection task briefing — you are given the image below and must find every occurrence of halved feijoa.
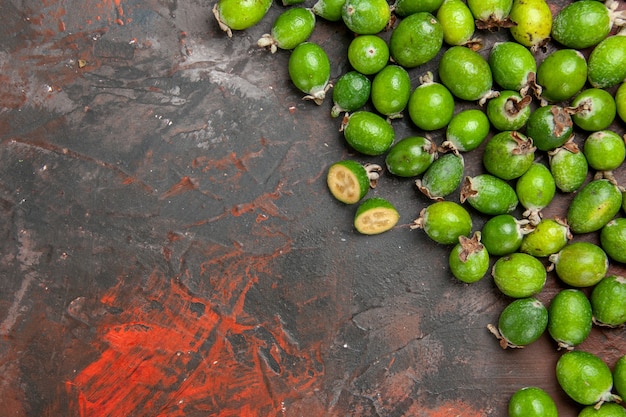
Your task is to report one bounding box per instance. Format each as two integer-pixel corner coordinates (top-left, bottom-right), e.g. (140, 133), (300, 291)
(327, 160), (380, 204)
(354, 197), (399, 235)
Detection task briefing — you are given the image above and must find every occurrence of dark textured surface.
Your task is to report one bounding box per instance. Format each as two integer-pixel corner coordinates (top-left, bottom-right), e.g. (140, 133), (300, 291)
(0, 0), (624, 416)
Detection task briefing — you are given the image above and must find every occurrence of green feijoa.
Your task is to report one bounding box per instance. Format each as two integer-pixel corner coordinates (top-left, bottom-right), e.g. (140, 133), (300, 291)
(483, 131), (536, 181)
(343, 111), (395, 156)
(583, 130), (626, 173)
(347, 35), (390, 75)
(508, 387), (558, 417)
(537, 49), (588, 104)
(548, 141), (588, 193)
(516, 162), (556, 225)
(520, 217), (571, 258)
(327, 160), (381, 204)
(589, 34), (626, 89)
(448, 232), (490, 283)
(526, 105), (574, 152)
(393, 0), (444, 17)
(570, 89), (617, 132)
(481, 214), (528, 256)
(551, 0), (614, 49)
(411, 201), (472, 245)
(489, 297), (548, 349)
(436, 0), (476, 46)
(312, 0), (346, 21)
(331, 71), (371, 118)
(288, 42), (331, 105)
(617, 82), (626, 123)
(416, 151), (464, 200)
(460, 174), (518, 216)
(212, 0), (272, 37)
(354, 197), (400, 235)
(342, 0), (391, 35)
(509, 0), (552, 50)
(408, 73), (455, 131)
(486, 90), (531, 131)
(492, 252), (547, 298)
(556, 350), (618, 407)
(389, 12), (443, 68)
(385, 136), (437, 177)
(614, 355), (626, 400)
(568, 179), (623, 234)
(468, 0), (514, 30)
(257, 7), (316, 53)
(439, 46), (496, 104)
(371, 65), (411, 119)
(444, 109), (490, 152)
(601, 218), (626, 263)
(547, 289), (593, 350)
(549, 242), (609, 288)
(488, 41), (537, 92)
(591, 275), (626, 327)
(579, 402), (626, 417)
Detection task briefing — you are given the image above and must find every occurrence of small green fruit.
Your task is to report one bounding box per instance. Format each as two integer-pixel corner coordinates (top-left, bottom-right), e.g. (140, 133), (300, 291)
(288, 42), (331, 105)
(508, 386), (558, 417)
(448, 231), (490, 283)
(509, 0), (552, 50)
(437, 0), (476, 46)
(549, 242), (609, 288)
(590, 275), (626, 327)
(515, 162), (556, 225)
(483, 131), (535, 180)
(327, 160), (380, 204)
(548, 141), (588, 193)
(547, 289), (593, 350)
(342, 111), (395, 156)
(567, 179), (622, 234)
(411, 201), (472, 245)
(481, 214), (528, 256)
(461, 174), (519, 215)
(257, 7), (316, 53)
(389, 12), (443, 68)
(331, 71), (371, 117)
(444, 109), (490, 152)
(213, 0), (272, 37)
(520, 217), (571, 257)
(489, 297), (548, 349)
(439, 46), (496, 104)
(600, 218), (626, 263)
(416, 151), (465, 200)
(385, 136), (437, 177)
(537, 49), (588, 103)
(492, 252), (547, 298)
(371, 65), (411, 119)
(488, 41), (537, 92)
(408, 73), (455, 131)
(342, 0), (391, 35)
(556, 350), (619, 407)
(551, 0), (613, 49)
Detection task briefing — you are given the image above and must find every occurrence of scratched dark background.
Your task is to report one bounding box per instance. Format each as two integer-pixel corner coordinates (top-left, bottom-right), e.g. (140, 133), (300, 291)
(0, 0), (624, 416)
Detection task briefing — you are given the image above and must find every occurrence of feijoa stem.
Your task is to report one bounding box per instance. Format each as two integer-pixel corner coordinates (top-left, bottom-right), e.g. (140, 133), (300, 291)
(364, 163), (382, 188)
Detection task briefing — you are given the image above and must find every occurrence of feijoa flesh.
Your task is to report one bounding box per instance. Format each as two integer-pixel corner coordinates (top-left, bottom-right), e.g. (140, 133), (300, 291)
(327, 160), (381, 204)
(354, 197), (399, 235)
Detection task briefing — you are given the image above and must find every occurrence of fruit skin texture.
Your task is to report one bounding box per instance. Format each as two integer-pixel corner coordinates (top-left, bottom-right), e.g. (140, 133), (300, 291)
(509, 0), (552, 50)
(385, 136), (436, 177)
(578, 402), (626, 417)
(570, 88), (617, 132)
(480, 214), (526, 256)
(437, 0), (475, 46)
(331, 71), (371, 117)
(354, 197), (399, 235)
(412, 201), (472, 245)
(515, 162), (555, 224)
(551, 0), (611, 49)
(342, 0), (390, 35)
(343, 111), (395, 156)
(583, 130), (626, 172)
(483, 131), (535, 180)
(495, 297), (548, 348)
(549, 142), (588, 193)
(460, 174), (519, 215)
(550, 242), (609, 288)
(408, 79), (455, 131)
(600, 218), (626, 263)
(288, 42), (331, 105)
(213, 0), (272, 36)
(547, 289), (593, 350)
(588, 34), (626, 89)
(312, 0), (346, 21)
(439, 46), (495, 103)
(416, 152), (465, 200)
(448, 232), (489, 283)
(258, 7), (316, 53)
(445, 109), (490, 152)
(508, 386), (558, 417)
(371, 65), (411, 118)
(394, 0), (444, 17)
(537, 49), (588, 103)
(390, 12), (443, 68)
(617, 82), (626, 123)
(520, 217), (570, 257)
(526, 105), (574, 152)
(556, 350), (617, 406)
(486, 90), (531, 131)
(590, 275), (626, 327)
(614, 355), (626, 400)
(489, 41), (537, 92)
(347, 35), (390, 75)
(492, 252), (546, 298)
(567, 179), (623, 234)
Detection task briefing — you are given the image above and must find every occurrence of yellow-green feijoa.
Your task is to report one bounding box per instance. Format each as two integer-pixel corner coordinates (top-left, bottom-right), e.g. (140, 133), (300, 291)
(579, 402), (626, 417)
(591, 275), (626, 327)
(570, 88), (617, 132)
(489, 297), (548, 349)
(448, 231), (490, 283)
(588, 33), (626, 89)
(556, 350), (619, 407)
(385, 135), (437, 177)
(342, 111), (395, 156)
(486, 90), (531, 131)
(468, 0), (514, 30)
(526, 105), (574, 152)
(444, 109), (490, 152)
(354, 197), (400, 235)
(617, 82), (626, 123)
(489, 41), (537, 93)
(411, 201), (472, 245)
(567, 179), (623, 234)
(416, 151), (464, 200)
(342, 0), (391, 35)
(492, 252), (547, 298)
(389, 12), (443, 68)
(408, 73), (455, 131)
(600, 218), (626, 263)
(312, 0), (346, 21)
(548, 141), (588, 193)
(483, 131), (536, 180)
(257, 7), (316, 53)
(439, 46), (496, 104)
(583, 130), (626, 173)
(481, 214), (528, 256)
(508, 386), (558, 417)
(509, 0), (552, 50)
(551, 0), (623, 49)
(614, 355), (626, 400)
(460, 174), (518, 216)
(288, 42), (331, 105)
(549, 241), (609, 288)
(347, 35), (390, 75)
(393, 0), (444, 17)
(547, 288), (593, 350)
(537, 49), (588, 104)
(371, 65), (411, 119)
(436, 0), (476, 46)
(520, 217), (571, 258)
(327, 160), (381, 204)
(516, 162), (556, 225)
(331, 71), (371, 118)
(212, 0), (272, 37)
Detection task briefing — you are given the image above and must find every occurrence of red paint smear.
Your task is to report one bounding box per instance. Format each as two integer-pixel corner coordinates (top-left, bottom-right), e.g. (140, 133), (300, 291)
(159, 176), (197, 200)
(426, 400), (484, 417)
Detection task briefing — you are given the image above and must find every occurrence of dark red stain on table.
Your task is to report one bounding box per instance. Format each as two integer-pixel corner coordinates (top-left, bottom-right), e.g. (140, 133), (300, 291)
(0, 0), (625, 416)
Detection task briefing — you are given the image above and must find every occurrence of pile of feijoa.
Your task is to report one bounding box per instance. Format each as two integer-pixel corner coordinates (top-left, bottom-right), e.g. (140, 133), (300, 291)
(213, 0), (626, 414)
